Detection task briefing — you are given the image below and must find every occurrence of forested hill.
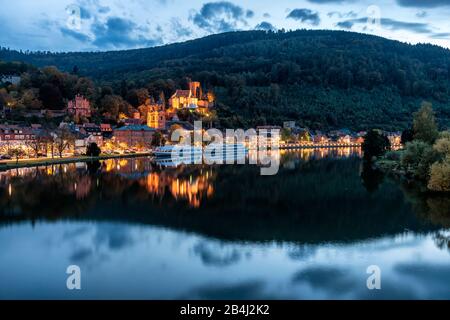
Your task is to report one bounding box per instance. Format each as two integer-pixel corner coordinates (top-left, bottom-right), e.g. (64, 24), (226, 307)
(1, 30), (450, 130)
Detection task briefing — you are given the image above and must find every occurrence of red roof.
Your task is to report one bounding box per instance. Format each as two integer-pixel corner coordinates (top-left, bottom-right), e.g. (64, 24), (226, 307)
(173, 90), (191, 98)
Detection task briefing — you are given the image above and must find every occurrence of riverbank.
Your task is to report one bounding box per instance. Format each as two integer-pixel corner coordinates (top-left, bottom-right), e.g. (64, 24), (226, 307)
(0, 153), (152, 170)
(279, 143), (362, 149)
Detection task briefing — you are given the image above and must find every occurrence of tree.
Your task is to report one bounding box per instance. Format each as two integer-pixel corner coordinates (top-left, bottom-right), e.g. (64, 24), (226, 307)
(362, 130), (391, 160)
(39, 83), (63, 109)
(151, 131), (166, 147)
(401, 128), (414, 145)
(433, 131), (450, 158)
(428, 160), (450, 192)
(100, 95), (131, 121)
(401, 141), (439, 181)
(25, 135), (47, 158)
(86, 143), (101, 157)
(413, 102), (439, 144)
(127, 88), (150, 107)
(8, 147), (26, 164)
(54, 128), (75, 158)
(281, 128), (294, 143)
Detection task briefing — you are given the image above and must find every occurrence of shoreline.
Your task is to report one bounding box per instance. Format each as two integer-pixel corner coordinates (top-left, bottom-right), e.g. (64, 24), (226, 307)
(0, 145), (364, 170)
(0, 153), (152, 171)
(279, 144), (362, 149)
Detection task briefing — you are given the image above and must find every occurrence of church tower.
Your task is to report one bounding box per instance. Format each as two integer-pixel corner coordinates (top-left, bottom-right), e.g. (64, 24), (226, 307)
(147, 104), (166, 130)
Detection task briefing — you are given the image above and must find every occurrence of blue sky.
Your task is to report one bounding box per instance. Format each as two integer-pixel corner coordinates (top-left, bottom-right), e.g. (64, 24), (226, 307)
(1, 0), (450, 52)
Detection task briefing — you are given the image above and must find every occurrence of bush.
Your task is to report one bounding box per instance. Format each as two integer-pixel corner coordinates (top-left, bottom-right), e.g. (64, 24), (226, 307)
(433, 133), (450, 157)
(401, 141), (439, 181)
(428, 160), (450, 192)
(385, 150), (401, 161)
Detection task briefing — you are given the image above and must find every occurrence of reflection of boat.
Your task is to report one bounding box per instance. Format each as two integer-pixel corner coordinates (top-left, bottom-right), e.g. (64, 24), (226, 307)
(155, 155), (203, 167)
(154, 144), (248, 165)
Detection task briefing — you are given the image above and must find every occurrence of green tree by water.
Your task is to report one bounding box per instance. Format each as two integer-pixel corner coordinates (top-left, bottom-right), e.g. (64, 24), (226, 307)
(413, 102), (439, 144)
(401, 141), (439, 181)
(428, 131), (450, 192)
(362, 130), (391, 161)
(86, 143), (101, 157)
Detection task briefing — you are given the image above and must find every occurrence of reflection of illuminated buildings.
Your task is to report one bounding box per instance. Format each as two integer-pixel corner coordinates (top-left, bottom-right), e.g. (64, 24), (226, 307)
(279, 147), (362, 162)
(142, 169), (215, 208)
(102, 158), (215, 208)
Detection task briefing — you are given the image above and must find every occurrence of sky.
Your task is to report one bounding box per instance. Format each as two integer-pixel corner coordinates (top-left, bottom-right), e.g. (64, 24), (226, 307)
(1, 0), (450, 52)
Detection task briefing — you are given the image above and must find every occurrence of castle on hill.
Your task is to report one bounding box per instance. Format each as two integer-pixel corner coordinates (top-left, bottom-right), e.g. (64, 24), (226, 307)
(169, 80), (214, 114)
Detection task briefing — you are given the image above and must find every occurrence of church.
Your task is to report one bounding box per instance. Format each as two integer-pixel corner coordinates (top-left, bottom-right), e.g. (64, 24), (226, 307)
(141, 98), (166, 130)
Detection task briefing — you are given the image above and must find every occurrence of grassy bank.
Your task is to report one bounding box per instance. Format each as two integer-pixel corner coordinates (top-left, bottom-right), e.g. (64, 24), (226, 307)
(0, 153), (152, 170)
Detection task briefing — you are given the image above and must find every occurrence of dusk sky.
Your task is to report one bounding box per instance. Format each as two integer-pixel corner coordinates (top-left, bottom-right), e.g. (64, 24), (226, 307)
(1, 0), (450, 52)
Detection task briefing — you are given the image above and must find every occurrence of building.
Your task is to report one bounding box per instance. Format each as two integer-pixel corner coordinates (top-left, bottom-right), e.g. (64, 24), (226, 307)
(67, 95), (91, 118)
(73, 131), (90, 155)
(0, 75), (21, 85)
(312, 132), (330, 144)
(123, 118), (142, 126)
(169, 80), (214, 114)
(113, 125), (155, 149)
(100, 124), (113, 138)
(0, 125), (36, 146)
(387, 132), (402, 147)
(283, 121), (296, 129)
(147, 103), (166, 130)
(80, 123), (103, 146)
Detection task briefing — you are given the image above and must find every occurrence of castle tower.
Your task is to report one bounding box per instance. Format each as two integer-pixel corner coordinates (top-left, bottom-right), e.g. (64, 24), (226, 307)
(189, 81), (202, 99)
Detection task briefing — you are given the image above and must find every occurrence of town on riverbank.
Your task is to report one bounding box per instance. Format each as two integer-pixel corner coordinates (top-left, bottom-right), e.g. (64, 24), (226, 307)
(1, 75), (404, 166)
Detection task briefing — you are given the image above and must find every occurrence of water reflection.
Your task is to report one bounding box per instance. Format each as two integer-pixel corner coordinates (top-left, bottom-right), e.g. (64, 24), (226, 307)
(0, 147), (449, 299)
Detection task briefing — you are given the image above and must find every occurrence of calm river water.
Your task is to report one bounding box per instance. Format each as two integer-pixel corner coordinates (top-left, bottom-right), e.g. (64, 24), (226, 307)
(0, 148), (449, 299)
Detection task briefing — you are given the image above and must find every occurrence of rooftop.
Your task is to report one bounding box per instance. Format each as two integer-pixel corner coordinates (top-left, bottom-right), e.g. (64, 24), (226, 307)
(115, 125), (155, 132)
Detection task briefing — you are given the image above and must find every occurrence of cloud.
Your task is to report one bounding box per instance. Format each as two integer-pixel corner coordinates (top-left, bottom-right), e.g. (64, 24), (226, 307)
(328, 11), (357, 19)
(182, 281), (278, 300)
(255, 21), (276, 31)
(336, 20), (356, 29)
(337, 17), (432, 34)
(79, 7), (92, 19)
(60, 27), (91, 43)
(91, 17), (162, 49)
(307, 0), (355, 3)
(170, 18), (193, 38)
(396, 0), (450, 8)
(190, 1), (251, 33)
(193, 242), (241, 267)
(292, 266), (356, 294)
(431, 32), (450, 39)
(416, 10), (428, 18)
(287, 9), (320, 26)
